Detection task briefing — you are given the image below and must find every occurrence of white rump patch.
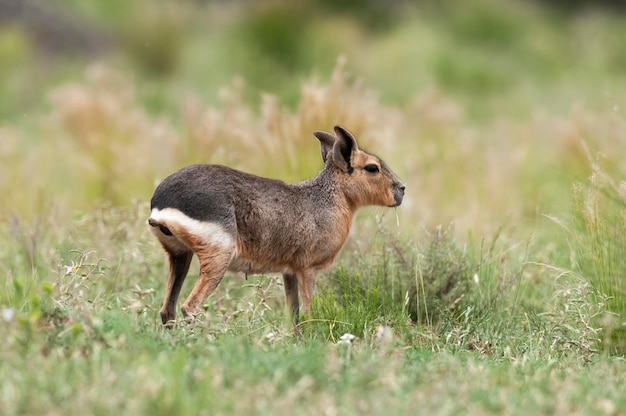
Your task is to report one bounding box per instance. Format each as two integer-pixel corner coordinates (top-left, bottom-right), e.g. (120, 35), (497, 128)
(150, 208), (235, 249)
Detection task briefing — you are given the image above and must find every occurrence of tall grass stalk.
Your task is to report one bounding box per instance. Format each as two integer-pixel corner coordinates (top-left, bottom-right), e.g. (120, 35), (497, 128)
(572, 156), (626, 353)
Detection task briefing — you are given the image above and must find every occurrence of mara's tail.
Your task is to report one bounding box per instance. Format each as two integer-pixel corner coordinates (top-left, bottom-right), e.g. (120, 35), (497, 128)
(148, 217), (173, 236)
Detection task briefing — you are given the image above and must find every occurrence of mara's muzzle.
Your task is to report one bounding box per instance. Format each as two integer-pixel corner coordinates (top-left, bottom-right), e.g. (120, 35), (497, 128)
(390, 182), (405, 207)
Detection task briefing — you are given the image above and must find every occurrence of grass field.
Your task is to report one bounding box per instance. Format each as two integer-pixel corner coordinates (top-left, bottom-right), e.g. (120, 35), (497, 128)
(1, 1), (626, 415)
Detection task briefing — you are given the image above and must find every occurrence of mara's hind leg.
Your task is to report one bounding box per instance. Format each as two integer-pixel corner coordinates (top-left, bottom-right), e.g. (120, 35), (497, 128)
(283, 273), (300, 325)
(160, 250), (193, 325)
(181, 245), (233, 321)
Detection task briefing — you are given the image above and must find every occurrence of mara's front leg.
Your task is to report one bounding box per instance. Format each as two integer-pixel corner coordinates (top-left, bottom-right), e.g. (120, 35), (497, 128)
(297, 270), (318, 317)
(283, 273), (300, 325)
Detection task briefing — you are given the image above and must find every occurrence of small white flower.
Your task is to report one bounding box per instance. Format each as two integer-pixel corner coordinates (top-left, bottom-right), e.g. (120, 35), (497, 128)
(337, 333), (356, 345)
(374, 325), (395, 344)
(266, 332), (276, 343)
(2, 308), (15, 323)
(375, 325), (386, 339)
(63, 261), (79, 276)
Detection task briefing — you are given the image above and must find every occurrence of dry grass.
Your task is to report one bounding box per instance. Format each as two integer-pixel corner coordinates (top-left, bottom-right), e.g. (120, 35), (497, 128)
(2, 59), (623, 239)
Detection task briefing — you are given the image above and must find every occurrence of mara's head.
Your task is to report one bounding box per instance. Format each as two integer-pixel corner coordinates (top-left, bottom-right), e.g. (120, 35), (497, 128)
(314, 126), (405, 209)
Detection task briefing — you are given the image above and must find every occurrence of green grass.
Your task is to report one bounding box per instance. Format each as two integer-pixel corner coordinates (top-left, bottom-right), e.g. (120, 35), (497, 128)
(3, 323), (626, 415)
(569, 158), (626, 353)
(2, 0), (626, 414)
(1, 203), (624, 414)
(4, 307), (625, 416)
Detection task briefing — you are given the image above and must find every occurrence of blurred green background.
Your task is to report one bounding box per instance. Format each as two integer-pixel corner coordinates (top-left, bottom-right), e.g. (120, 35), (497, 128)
(2, 0), (626, 120)
(1, 0), (625, 231)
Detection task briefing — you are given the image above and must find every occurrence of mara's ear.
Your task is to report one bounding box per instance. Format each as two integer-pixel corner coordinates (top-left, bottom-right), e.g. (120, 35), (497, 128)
(313, 130), (336, 163)
(332, 125), (359, 173)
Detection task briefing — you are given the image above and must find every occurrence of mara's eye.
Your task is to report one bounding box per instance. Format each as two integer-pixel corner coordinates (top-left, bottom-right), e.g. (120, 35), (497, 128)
(364, 164), (380, 173)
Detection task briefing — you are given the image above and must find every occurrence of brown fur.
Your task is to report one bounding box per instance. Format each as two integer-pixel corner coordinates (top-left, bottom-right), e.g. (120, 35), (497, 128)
(148, 126), (405, 326)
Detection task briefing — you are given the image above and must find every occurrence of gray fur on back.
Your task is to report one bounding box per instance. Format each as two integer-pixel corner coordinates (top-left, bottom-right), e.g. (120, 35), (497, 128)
(151, 164), (343, 261)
